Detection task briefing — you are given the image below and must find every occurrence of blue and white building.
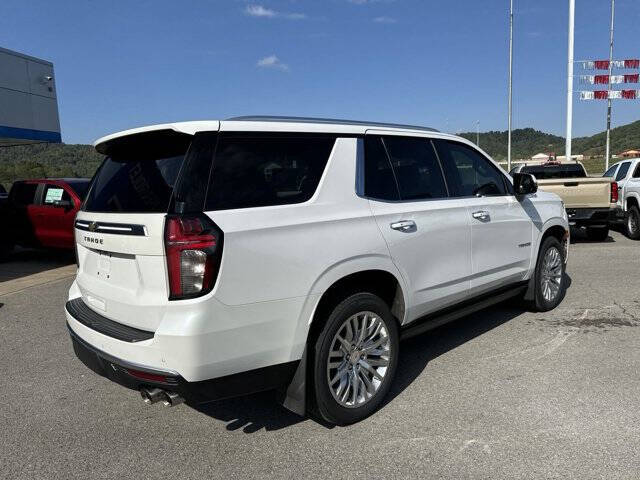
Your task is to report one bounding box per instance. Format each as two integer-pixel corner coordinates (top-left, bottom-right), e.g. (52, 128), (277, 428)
(0, 46), (61, 146)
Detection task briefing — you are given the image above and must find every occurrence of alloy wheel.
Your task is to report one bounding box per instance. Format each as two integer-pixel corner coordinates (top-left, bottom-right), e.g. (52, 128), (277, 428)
(541, 246), (563, 302)
(326, 311), (391, 408)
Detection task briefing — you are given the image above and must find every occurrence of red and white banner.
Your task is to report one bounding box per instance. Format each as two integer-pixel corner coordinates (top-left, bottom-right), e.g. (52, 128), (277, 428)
(581, 59), (640, 70)
(580, 74), (640, 84)
(580, 90), (639, 100)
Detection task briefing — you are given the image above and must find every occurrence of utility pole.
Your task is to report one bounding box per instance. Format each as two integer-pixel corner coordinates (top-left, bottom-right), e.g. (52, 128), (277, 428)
(507, 0), (514, 171)
(566, 0), (575, 163)
(605, 0), (615, 171)
(476, 120), (480, 147)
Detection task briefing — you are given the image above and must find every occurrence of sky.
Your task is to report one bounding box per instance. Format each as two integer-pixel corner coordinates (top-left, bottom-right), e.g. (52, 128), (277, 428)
(2, 0), (640, 144)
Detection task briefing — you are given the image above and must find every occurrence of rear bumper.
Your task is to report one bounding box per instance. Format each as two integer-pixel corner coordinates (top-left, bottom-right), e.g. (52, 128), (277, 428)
(68, 323), (299, 404)
(566, 207), (620, 227)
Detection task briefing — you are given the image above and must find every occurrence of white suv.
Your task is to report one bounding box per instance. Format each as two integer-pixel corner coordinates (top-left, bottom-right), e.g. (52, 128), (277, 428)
(66, 117), (569, 425)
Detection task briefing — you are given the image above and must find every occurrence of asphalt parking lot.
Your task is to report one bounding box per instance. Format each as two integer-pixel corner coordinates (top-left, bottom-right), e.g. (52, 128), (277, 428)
(1, 230), (640, 479)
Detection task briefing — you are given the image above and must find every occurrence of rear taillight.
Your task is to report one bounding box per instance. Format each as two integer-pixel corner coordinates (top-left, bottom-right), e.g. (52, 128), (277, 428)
(164, 215), (223, 300)
(611, 181), (619, 203)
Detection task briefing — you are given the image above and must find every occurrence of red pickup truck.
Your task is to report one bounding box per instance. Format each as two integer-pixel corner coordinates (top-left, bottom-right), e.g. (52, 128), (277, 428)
(2, 178), (90, 255)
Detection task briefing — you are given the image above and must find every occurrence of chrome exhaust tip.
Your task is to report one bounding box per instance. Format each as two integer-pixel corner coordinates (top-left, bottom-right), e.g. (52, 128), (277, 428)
(161, 391), (185, 407)
(140, 387), (165, 405)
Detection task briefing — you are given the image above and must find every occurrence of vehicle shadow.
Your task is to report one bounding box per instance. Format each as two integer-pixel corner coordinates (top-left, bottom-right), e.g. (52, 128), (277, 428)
(193, 389), (310, 433)
(569, 226), (615, 244)
(193, 274), (572, 433)
(0, 247), (74, 283)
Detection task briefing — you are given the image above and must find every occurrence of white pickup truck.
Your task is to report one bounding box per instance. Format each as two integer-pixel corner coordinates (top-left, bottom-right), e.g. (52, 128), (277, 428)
(604, 158), (640, 239)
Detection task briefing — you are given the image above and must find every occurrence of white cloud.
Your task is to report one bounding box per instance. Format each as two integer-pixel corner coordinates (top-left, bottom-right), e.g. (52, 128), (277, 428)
(257, 55), (289, 71)
(245, 4), (306, 20)
(245, 4), (276, 17)
(373, 16), (397, 23)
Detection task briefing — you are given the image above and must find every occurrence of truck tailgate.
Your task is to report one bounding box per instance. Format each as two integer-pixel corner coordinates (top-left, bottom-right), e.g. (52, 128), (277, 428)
(537, 178), (613, 209)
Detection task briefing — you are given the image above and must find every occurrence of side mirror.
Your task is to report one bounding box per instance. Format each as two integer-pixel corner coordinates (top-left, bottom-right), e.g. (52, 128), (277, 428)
(513, 173), (538, 196)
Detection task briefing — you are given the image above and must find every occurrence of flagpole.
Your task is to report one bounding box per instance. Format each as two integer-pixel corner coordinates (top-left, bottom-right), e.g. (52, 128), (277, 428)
(605, 0), (615, 171)
(566, 0), (575, 163)
(507, 0), (513, 171)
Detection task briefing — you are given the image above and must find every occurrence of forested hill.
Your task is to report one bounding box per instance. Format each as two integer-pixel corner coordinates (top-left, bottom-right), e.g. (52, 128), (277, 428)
(459, 120), (640, 160)
(0, 143), (103, 189)
(2, 119), (640, 189)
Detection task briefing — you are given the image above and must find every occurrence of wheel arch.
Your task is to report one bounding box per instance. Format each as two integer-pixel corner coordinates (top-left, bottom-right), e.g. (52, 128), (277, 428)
(280, 261), (407, 417)
(626, 193), (640, 211)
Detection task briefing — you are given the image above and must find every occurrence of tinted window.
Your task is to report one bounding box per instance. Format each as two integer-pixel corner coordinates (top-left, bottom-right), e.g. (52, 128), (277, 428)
(616, 162), (631, 181)
(435, 140), (507, 197)
(520, 164), (586, 179)
(364, 136), (399, 201)
(67, 180), (90, 200)
(603, 165), (618, 178)
(382, 136), (447, 200)
(84, 131), (190, 213)
(633, 163), (640, 178)
(205, 135), (335, 211)
(12, 183), (37, 205)
(43, 185), (70, 205)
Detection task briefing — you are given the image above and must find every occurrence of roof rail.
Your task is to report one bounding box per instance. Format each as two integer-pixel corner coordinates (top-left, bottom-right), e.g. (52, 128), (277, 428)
(226, 115), (439, 133)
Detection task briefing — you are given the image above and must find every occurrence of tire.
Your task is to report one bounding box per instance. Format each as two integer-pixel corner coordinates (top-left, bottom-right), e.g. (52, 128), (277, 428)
(586, 226), (609, 241)
(312, 292), (399, 425)
(625, 206), (640, 240)
(532, 236), (566, 312)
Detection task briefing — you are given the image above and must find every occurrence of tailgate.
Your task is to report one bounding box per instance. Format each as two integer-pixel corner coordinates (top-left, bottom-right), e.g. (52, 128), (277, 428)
(75, 212), (169, 332)
(537, 178), (613, 209)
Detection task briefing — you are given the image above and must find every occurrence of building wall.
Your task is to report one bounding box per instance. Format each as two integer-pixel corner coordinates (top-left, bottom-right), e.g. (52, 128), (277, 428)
(0, 47), (61, 144)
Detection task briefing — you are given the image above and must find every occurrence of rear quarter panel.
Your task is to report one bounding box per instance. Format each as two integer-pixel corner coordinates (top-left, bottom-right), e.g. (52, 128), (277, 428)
(207, 137), (398, 307)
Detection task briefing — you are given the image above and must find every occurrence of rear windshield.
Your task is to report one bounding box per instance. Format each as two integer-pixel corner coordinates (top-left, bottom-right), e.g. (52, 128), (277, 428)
(521, 164), (586, 179)
(83, 130), (191, 213)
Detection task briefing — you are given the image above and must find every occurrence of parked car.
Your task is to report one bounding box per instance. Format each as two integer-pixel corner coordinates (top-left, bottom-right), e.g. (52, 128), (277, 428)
(66, 117), (569, 425)
(510, 161), (619, 241)
(603, 158), (640, 239)
(3, 178), (91, 255)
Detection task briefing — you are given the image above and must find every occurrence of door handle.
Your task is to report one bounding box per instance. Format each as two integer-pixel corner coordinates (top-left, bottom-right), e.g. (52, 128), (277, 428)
(390, 220), (416, 232)
(472, 210), (490, 221)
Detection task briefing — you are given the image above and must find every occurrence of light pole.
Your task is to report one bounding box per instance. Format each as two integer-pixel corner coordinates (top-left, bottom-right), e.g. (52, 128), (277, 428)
(507, 0), (514, 171)
(605, 0), (615, 171)
(566, 0), (575, 163)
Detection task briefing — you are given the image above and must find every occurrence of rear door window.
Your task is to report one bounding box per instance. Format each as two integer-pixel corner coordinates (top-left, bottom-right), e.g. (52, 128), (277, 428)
(434, 140), (508, 197)
(615, 162), (631, 181)
(11, 183), (38, 205)
(380, 136), (448, 200)
(603, 164), (618, 177)
(83, 130), (191, 213)
(633, 163), (640, 178)
(364, 136), (400, 201)
(205, 135), (335, 211)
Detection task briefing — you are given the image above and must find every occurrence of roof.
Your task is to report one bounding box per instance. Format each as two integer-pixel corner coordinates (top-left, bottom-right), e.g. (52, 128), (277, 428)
(532, 153), (551, 159)
(94, 116), (457, 152)
(16, 178), (90, 184)
(0, 46), (53, 66)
